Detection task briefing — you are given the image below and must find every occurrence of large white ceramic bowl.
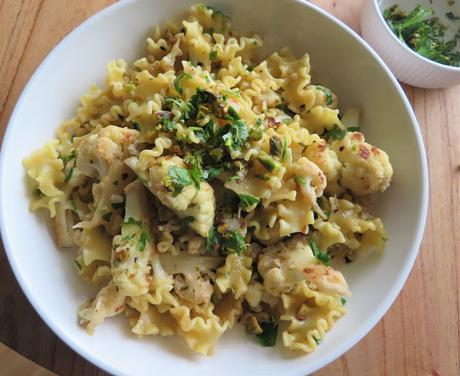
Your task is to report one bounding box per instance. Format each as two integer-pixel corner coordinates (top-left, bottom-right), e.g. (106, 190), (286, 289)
(361, 0), (460, 88)
(0, 0), (428, 375)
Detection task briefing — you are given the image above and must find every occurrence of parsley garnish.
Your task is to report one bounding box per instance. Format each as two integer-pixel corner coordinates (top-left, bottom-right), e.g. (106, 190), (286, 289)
(315, 85), (334, 105)
(238, 193), (260, 210)
(203, 166), (223, 181)
(341, 297), (347, 306)
(74, 259), (82, 271)
(164, 96), (195, 120)
(313, 336), (322, 345)
(179, 216), (196, 226)
(163, 166), (193, 196)
(347, 126), (360, 132)
(122, 217), (150, 252)
(446, 11), (460, 20)
(206, 227), (220, 253)
(276, 103), (296, 117)
(206, 5), (231, 19)
(174, 72), (192, 96)
(102, 212), (112, 222)
(209, 49), (218, 61)
(220, 114), (249, 152)
(206, 227), (247, 255)
(256, 321), (278, 347)
(324, 125), (347, 141)
(61, 150), (77, 183)
(310, 238), (330, 266)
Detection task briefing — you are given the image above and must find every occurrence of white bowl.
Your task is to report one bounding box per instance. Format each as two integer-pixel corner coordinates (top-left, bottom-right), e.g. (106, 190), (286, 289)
(361, 0), (460, 88)
(0, 0), (428, 374)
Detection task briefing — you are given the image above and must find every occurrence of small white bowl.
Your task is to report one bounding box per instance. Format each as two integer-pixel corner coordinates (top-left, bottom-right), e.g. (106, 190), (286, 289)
(0, 0), (428, 375)
(361, 0), (460, 88)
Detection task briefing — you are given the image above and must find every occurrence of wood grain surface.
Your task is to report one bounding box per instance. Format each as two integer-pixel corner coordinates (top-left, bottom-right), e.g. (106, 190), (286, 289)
(0, 1), (459, 375)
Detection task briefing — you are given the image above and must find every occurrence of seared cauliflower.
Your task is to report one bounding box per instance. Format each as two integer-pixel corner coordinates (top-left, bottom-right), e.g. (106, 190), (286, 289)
(111, 181), (153, 296)
(76, 125), (139, 179)
(304, 140), (342, 195)
(330, 132), (393, 195)
(126, 153), (216, 237)
(258, 235), (350, 297)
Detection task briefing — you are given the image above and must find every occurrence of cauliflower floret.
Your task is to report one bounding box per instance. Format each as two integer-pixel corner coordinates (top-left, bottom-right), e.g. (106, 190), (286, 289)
(258, 236), (317, 296)
(76, 125), (139, 178)
(330, 132), (393, 195)
(111, 181), (153, 297)
(159, 253), (224, 307)
(304, 140), (343, 195)
(258, 235), (350, 297)
(125, 154), (216, 237)
(289, 156), (326, 197)
(78, 281), (126, 334)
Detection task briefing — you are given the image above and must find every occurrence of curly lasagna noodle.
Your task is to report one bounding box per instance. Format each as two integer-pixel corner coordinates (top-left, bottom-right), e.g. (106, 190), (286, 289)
(23, 4), (393, 355)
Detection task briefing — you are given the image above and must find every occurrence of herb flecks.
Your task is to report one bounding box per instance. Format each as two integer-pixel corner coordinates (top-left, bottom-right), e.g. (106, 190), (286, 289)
(310, 238), (330, 266)
(121, 217), (150, 252)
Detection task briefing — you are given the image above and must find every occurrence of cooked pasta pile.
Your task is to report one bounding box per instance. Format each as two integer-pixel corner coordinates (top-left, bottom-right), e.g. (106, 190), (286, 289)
(23, 4), (393, 355)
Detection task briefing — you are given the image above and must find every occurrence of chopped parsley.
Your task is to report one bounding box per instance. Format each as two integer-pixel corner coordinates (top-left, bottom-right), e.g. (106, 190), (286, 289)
(74, 259), (82, 271)
(310, 238), (330, 266)
(206, 5), (231, 20)
(313, 336), (322, 345)
(446, 11), (460, 20)
(220, 114), (249, 152)
(276, 103), (296, 117)
(174, 72), (192, 96)
(209, 49), (218, 61)
(341, 297), (347, 306)
(256, 321), (278, 347)
(203, 166), (224, 180)
(164, 96), (195, 120)
(178, 216), (196, 226)
(347, 126), (360, 132)
(206, 227), (247, 255)
(324, 125), (347, 141)
(238, 193), (260, 210)
(102, 212), (112, 222)
(122, 217), (150, 252)
(163, 166), (193, 196)
(315, 85), (334, 105)
(60, 150), (77, 183)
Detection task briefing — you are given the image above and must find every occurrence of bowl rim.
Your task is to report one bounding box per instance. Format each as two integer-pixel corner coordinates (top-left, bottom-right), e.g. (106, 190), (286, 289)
(372, 0), (460, 72)
(0, 0), (429, 374)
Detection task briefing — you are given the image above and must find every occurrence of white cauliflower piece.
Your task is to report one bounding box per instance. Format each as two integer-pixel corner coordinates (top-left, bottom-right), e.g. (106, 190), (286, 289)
(125, 154), (216, 237)
(78, 280), (126, 334)
(330, 132), (393, 195)
(258, 235), (350, 297)
(111, 181), (153, 296)
(258, 236), (317, 296)
(76, 125), (139, 179)
(304, 139), (343, 195)
(290, 157), (326, 197)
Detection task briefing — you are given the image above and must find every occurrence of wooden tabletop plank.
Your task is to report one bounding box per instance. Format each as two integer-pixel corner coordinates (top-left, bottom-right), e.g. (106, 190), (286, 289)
(0, 1), (459, 375)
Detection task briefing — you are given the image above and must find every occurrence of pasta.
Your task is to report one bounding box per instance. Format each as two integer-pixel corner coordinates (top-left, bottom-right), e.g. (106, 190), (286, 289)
(23, 4), (393, 355)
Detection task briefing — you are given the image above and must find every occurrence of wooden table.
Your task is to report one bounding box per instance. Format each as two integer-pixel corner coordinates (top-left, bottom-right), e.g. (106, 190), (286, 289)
(0, 1), (459, 375)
